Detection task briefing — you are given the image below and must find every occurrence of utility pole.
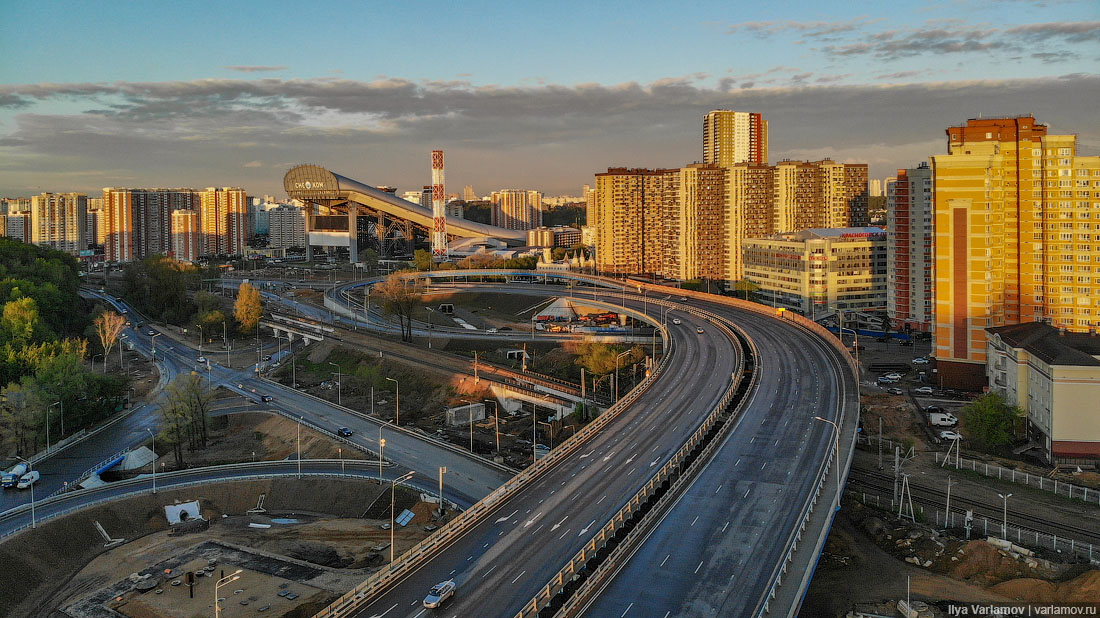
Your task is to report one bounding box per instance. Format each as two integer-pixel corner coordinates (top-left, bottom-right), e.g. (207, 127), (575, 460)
(878, 417), (883, 470)
(945, 477), (955, 529)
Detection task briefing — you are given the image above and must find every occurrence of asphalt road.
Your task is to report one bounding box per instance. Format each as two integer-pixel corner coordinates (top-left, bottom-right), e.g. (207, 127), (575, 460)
(580, 303), (858, 618)
(349, 299), (740, 618)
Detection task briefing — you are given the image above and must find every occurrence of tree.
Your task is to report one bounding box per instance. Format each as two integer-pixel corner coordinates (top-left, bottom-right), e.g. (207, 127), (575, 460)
(93, 310), (126, 370)
(1, 297), (41, 345)
(159, 372), (215, 467)
(961, 392), (1023, 452)
(413, 249), (434, 272)
(358, 248), (380, 274)
(458, 250), (504, 269)
(731, 279), (760, 301)
(234, 282), (263, 334)
(375, 273), (423, 342)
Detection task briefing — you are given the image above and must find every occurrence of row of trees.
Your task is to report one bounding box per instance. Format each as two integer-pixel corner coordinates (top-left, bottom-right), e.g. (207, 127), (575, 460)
(158, 373), (214, 468)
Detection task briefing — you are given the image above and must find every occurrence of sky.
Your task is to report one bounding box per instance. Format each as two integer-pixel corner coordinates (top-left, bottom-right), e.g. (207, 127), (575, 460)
(1, 0), (1098, 197)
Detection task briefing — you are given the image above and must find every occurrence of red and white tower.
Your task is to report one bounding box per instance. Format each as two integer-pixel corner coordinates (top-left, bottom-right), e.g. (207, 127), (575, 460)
(431, 149), (448, 258)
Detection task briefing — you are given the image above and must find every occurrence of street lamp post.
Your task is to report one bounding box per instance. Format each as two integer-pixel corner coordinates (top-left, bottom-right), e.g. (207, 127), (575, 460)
(813, 416), (842, 512)
(329, 362), (342, 406)
(538, 421), (554, 450)
(386, 377), (400, 425)
(146, 428), (156, 494)
(390, 471), (415, 563)
(425, 307), (434, 349)
(92, 353), (103, 373)
(485, 399), (499, 455)
(151, 332), (161, 363)
(614, 350), (630, 403)
(438, 466), (447, 517)
(222, 321), (229, 367)
(998, 493), (1012, 539)
(378, 425), (385, 478)
(296, 416), (303, 479)
(196, 324), (203, 357)
(214, 569), (243, 618)
(15, 456), (34, 528)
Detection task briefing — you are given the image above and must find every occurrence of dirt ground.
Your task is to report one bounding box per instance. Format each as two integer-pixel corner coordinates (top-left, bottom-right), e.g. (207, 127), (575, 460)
(801, 498), (1100, 617)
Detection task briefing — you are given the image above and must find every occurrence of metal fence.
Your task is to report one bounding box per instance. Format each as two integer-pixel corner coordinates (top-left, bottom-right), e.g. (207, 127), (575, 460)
(934, 452), (1100, 506)
(856, 490), (1099, 565)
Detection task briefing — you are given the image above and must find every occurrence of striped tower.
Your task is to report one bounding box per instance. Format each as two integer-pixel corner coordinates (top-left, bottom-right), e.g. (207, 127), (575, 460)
(431, 149), (448, 258)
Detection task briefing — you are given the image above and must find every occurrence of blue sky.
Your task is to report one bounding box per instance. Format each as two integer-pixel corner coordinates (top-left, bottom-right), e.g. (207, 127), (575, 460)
(1, 0), (1097, 196)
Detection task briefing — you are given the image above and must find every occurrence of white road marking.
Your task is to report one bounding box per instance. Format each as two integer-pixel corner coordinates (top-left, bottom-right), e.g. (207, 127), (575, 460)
(532, 524), (545, 534)
(660, 554), (670, 567)
(551, 516), (568, 531)
(559, 529), (570, 539)
(580, 450), (594, 458)
(735, 458), (740, 466)
(496, 510), (517, 523)
(511, 569), (527, 584)
(695, 560), (704, 574)
(715, 484), (723, 494)
(371, 602), (399, 617)
(483, 565), (497, 577)
(650, 457), (660, 467)
(578, 520), (595, 536)
(744, 488), (750, 498)
(603, 452), (615, 462)
(621, 603), (634, 617)
(624, 454), (636, 464)
(691, 516), (699, 526)
(721, 521), (730, 532)
(597, 495), (606, 505)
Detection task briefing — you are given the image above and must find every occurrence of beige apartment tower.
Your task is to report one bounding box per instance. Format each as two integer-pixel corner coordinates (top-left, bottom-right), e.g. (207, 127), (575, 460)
(199, 187), (247, 256)
(703, 110), (768, 166)
(30, 192), (87, 255)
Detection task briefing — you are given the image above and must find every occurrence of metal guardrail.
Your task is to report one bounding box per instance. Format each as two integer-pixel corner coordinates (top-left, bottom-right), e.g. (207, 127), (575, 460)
(932, 451), (1100, 506)
(532, 313), (755, 618)
(0, 459), (391, 540)
(310, 313), (675, 618)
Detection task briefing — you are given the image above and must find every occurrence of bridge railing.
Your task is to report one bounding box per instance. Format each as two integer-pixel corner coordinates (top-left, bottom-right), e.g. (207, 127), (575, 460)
(310, 313), (675, 618)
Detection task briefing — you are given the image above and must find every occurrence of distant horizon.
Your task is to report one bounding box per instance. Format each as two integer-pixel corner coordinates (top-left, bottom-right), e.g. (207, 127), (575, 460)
(2, 0), (1096, 198)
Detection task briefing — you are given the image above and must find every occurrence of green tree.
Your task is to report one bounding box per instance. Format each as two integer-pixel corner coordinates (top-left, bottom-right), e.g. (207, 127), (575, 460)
(233, 282), (263, 334)
(375, 273), (423, 342)
(961, 392), (1022, 452)
(731, 279), (760, 301)
(413, 249), (434, 271)
(358, 248), (380, 274)
(1, 297), (41, 345)
(159, 372), (215, 467)
(92, 310), (126, 370)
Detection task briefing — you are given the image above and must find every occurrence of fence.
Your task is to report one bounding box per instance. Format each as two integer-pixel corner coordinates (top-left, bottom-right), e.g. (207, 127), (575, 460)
(855, 491), (1099, 565)
(934, 452), (1100, 506)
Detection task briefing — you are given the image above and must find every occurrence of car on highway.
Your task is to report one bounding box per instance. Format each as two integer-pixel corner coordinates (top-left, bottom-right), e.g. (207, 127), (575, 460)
(423, 580), (456, 608)
(915, 386), (934, 395)
(883, 372), (903, 381)
(147, 330), (155, 336)
(16, 470), (40, 489)
(337, 427), (353, 437)
(260, 395), (273, 402)
(486, 328), (499, 334)
(672, 318), (682, 325)
(912, 357), (930, 365)
(262, 355), (272, 361)
(939, 430), (962, 441)
(886, 387), (904, 395)
(696, 327), (705, 334)
(900, 340), (914, 346)
(197, 356), (207, 364)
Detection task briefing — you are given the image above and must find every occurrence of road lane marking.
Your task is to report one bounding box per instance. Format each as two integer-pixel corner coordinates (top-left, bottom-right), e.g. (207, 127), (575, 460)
(559, 529), (570, 539)
(650, 457), (660, 467)
(621, 603), (634, 617)
(715, 484), (723, 494)
(744, 488), (750, 498)
(551, 516), (568, 531)
(532, 524), (544, 534)
(511, 570), (527, 584)
(695, 560), (704, 574)
(597, 495), (606, 505)
(691, 516), (699, 526)
(371, 602), (399, 617)
(761, 462), (767, 470)
(660, 554), (670, 567)
(735, 458), (740, 466)
(483, 565), (497, 577)
(722, 521), (730, 532)
(580, 450), (594, 458)
(496, 510), (517, 523)
(578, 520), (595, 536)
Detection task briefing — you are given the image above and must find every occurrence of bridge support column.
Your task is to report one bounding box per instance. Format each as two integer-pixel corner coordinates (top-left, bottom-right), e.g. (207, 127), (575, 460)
(348, 203), (359, 263)
(304, 202), (314, 262)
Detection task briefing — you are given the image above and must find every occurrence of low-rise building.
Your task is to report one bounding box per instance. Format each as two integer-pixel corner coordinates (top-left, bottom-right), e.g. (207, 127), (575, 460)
(526, 226), (582, 247)
(986, 322), (1100, 466)
(743, 227), (887, 316)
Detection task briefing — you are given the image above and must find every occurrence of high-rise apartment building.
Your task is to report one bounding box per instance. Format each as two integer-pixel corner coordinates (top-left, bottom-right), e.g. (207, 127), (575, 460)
(171, 209), (201, 262)
(490, 189), (544, 230)
(86, 196), (105, 246)
(592, 168), (676, 276)
(666, 164), (727, 281)
(463, 185), (477, 201)
(1, 214), (30, 243)
(772, 160), (868, 232)
(726, 163), (775, 282)
(104, 188), (198, 262)
(1, 198), (30, 215)
(269, 203), (307, 248)
(887, 164), (934, 333)
(199, 187), (247, 256)
(931, 115), (1100, 389)
(702, 110), (768, 166)
(30, 192), (87, 255)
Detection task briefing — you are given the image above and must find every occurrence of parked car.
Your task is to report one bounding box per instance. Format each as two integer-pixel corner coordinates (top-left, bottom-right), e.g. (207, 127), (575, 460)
(877, 377), (897, 385)
(930, 412), (959, 427)
(16, 470), (40, 489)
(925, 405), (944, 413)
(939, 430), (962, 441)
(337, 427), (353, 437)
(423, 580), (456, 608)
(886, 387), (904, 395)
(672, 318), (682, 325)
(899, 340), (914, 347)
(884, 372), (902, 381)
(876, 336), (890, 343)
(915, 386), (934, 395)
(912, 357), (930, 365)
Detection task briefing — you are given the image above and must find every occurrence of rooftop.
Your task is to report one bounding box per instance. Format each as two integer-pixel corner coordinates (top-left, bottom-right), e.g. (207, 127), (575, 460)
(987, 322), (1100, 367)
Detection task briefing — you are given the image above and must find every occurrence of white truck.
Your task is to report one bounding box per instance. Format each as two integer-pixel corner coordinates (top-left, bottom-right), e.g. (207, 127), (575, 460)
(929, 412), (958, 427)
(1, 463), (29, 489)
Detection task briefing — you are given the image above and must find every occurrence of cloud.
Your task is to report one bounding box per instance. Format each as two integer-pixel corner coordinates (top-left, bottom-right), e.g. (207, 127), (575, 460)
(224, 65), (288, 73)
(727, 18), (876, 40)
(1005, 21), (1100, 43)
(0, 75), (1097, 196)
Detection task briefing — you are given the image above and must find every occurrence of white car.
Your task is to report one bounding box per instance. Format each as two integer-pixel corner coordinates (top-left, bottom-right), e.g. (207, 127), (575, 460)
(912, 357), (930, 365)
(939, 430), (962, 441)
(16, 470), (40, 489)
(915, 386), (934, 395)
(672, 318), (682, 325)
(197, 356), (207, 364)
(884, 372), (902, 381)
(423, 580), (456, 608)
(486, 328), (498, 334)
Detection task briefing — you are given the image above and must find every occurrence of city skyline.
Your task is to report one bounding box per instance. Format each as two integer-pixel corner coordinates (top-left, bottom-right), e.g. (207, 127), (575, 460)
(1, 1), (1097, 197)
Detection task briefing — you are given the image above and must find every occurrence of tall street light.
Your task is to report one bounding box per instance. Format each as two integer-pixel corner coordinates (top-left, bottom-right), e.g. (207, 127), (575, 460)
(222, 321), (230, 367)
(146, 428), (156, 494)
(485, 399), (500, 455)
(150, 332), (162, 363)
(195, 324), (203, 357)
(386, 377), (400, 425)
(296, 416), (304, 478)
(998, 493), (1013, 539)
(378, 425), (385, 478)
(214, 569), (243, 618)
(614, 350), (631, 403)
(15, 456), (34, 528)
(425, 306), (435, 349)
(390, 471), (415, 563)
(438, 466), (447, 517)
(328, 361), (342, 406)
(813, 416), (842, 512)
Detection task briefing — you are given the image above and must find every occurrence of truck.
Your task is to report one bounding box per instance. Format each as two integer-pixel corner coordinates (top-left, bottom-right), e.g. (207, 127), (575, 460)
(2, 463), (29, 488)
(929, 412), (958, 427)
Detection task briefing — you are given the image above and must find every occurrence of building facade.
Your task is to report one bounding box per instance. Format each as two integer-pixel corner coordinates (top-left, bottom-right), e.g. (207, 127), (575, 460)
(170, 209), (201, 262)
(199, 187), (247, 256)
(887, 164), (934, 333)
(526, 226), (583, 248)
(1, 214), (30, 243)
(932, 116), (1100, 389)
(269, 203), (307, 248)
(743, 227), (887, 316)
(592, 168), (676, 276)
(986, 322), (1100, 466)
(702, 109), (768, 167)
(30, 192), (87, 255)
(104, 188), (198, 262)
(86, 196), (105, 246)
(491, 189), (544, 230)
